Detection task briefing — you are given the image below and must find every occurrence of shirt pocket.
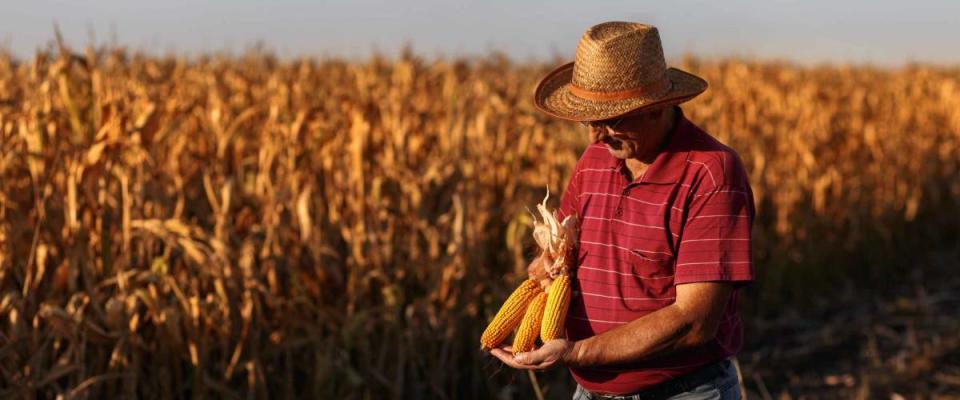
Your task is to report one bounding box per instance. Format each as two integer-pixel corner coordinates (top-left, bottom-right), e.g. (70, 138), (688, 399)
(627, 248), (675, 281)
(624, 248), (676, 307)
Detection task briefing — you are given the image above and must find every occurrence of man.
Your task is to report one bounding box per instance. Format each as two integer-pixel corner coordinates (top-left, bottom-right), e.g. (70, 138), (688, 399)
(490, 22), (754, 399)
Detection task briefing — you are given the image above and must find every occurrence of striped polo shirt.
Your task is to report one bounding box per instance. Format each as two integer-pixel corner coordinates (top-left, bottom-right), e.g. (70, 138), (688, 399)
(556, 108), (755, 395)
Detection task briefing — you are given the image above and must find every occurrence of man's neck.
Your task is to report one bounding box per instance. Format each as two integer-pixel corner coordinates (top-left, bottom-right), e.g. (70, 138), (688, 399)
(623, 159), (649, 182)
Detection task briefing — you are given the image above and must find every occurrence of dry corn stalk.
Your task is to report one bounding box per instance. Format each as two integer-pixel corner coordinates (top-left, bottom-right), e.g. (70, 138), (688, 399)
(6, 40), (958, 398)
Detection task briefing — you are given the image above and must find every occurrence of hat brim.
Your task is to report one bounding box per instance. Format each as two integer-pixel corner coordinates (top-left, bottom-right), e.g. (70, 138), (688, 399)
(533, 62), (708, 122)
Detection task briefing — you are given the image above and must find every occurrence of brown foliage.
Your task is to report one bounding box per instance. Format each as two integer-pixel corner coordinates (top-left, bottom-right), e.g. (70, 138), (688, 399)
(0, 46), (957, 398)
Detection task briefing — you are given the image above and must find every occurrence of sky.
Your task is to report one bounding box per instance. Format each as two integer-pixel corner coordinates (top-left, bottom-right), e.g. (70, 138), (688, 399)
(2, 0), (959, 66)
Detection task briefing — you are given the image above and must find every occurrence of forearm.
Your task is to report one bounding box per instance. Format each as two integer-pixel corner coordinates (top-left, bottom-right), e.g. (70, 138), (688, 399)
(564, 304), (709, 368)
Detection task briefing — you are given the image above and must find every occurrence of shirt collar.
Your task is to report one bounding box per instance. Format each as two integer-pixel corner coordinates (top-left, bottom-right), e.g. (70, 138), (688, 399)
(627, 107), (694, 185)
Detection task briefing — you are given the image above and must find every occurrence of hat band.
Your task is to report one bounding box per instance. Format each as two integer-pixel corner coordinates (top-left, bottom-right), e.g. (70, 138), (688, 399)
(569, 77), (671, 101)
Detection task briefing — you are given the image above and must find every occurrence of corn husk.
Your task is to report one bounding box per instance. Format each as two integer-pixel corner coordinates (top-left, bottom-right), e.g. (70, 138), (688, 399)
(530, 189), (578, 279)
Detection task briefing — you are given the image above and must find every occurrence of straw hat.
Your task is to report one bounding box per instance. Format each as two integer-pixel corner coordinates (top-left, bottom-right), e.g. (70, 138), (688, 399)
(534, 22), (707, 122)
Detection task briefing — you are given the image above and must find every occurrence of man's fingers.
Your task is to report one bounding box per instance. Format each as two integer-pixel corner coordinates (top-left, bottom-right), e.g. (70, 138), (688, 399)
(514, 352), (531, 364)
(489, 348), (510, 362)
(515, 348), (547, 365)
(534, 360), (555, 369)
(490, 346), (515, 362)
(495, 345), (515, 357)
(490, 347), (528, 369)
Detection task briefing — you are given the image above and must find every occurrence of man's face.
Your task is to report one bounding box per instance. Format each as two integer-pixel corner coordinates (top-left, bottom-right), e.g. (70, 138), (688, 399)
(585, 108), (666, 160)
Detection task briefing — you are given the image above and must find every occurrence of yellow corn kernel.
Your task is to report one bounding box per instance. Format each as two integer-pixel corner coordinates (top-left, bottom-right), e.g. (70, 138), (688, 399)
(540, 275), (571, 341)
(512, 291), (548, 354)
(480, 279), (542, 351)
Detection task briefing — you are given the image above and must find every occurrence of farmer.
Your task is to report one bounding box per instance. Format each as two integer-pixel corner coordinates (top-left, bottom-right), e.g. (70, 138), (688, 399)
(490, 22), (755, 399)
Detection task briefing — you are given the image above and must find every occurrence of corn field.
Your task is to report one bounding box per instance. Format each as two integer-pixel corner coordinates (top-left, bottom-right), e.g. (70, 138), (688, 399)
(0, 42), (958, 398)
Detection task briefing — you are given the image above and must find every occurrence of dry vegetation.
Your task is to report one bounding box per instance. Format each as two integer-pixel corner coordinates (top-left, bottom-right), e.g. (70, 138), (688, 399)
(0, 41), (958, 398)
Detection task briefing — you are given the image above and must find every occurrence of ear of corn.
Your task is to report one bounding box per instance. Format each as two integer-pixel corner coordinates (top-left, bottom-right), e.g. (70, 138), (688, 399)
(480, 279), (542, 351)
(540, 275), (571, 341)
(512, 291), (548, 354)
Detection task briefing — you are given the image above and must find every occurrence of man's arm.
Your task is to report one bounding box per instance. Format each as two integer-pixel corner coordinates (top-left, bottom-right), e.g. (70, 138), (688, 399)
(491, 281), (733, 369)
(564, 281), (732, 367)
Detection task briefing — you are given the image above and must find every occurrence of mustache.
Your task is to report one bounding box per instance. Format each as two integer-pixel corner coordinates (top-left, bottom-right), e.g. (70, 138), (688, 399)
(600, 136), (623, 149)
(591, 132), (617, 144)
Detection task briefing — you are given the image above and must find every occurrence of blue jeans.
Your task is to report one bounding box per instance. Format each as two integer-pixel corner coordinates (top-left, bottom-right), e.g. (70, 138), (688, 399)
(572, 359), (741, 400)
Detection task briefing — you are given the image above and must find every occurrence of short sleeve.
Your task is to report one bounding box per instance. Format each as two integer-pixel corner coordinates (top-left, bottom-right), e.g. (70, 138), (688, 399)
(674, 185), (755, 286)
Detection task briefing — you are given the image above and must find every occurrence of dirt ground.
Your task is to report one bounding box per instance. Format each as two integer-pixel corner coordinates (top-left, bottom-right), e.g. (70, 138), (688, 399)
(739, 251), (960, 399)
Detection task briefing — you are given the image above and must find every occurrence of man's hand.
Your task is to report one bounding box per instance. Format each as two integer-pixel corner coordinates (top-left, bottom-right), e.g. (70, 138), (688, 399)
(527, 253), (552, 282)
(488, 339), (575, 370)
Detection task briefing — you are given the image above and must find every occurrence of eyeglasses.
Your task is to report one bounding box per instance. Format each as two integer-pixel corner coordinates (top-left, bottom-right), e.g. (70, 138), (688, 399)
(580, 116), (626, 130)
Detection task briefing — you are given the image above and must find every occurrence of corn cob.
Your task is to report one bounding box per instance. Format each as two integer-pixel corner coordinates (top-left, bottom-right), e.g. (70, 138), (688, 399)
(540, 275), (571, 341)
(480, 279), (542, 351)
(512, 291), (548, 354)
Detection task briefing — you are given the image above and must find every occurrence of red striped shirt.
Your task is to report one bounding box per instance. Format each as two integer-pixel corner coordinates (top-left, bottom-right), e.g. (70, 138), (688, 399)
(557, 108), (755, 395)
